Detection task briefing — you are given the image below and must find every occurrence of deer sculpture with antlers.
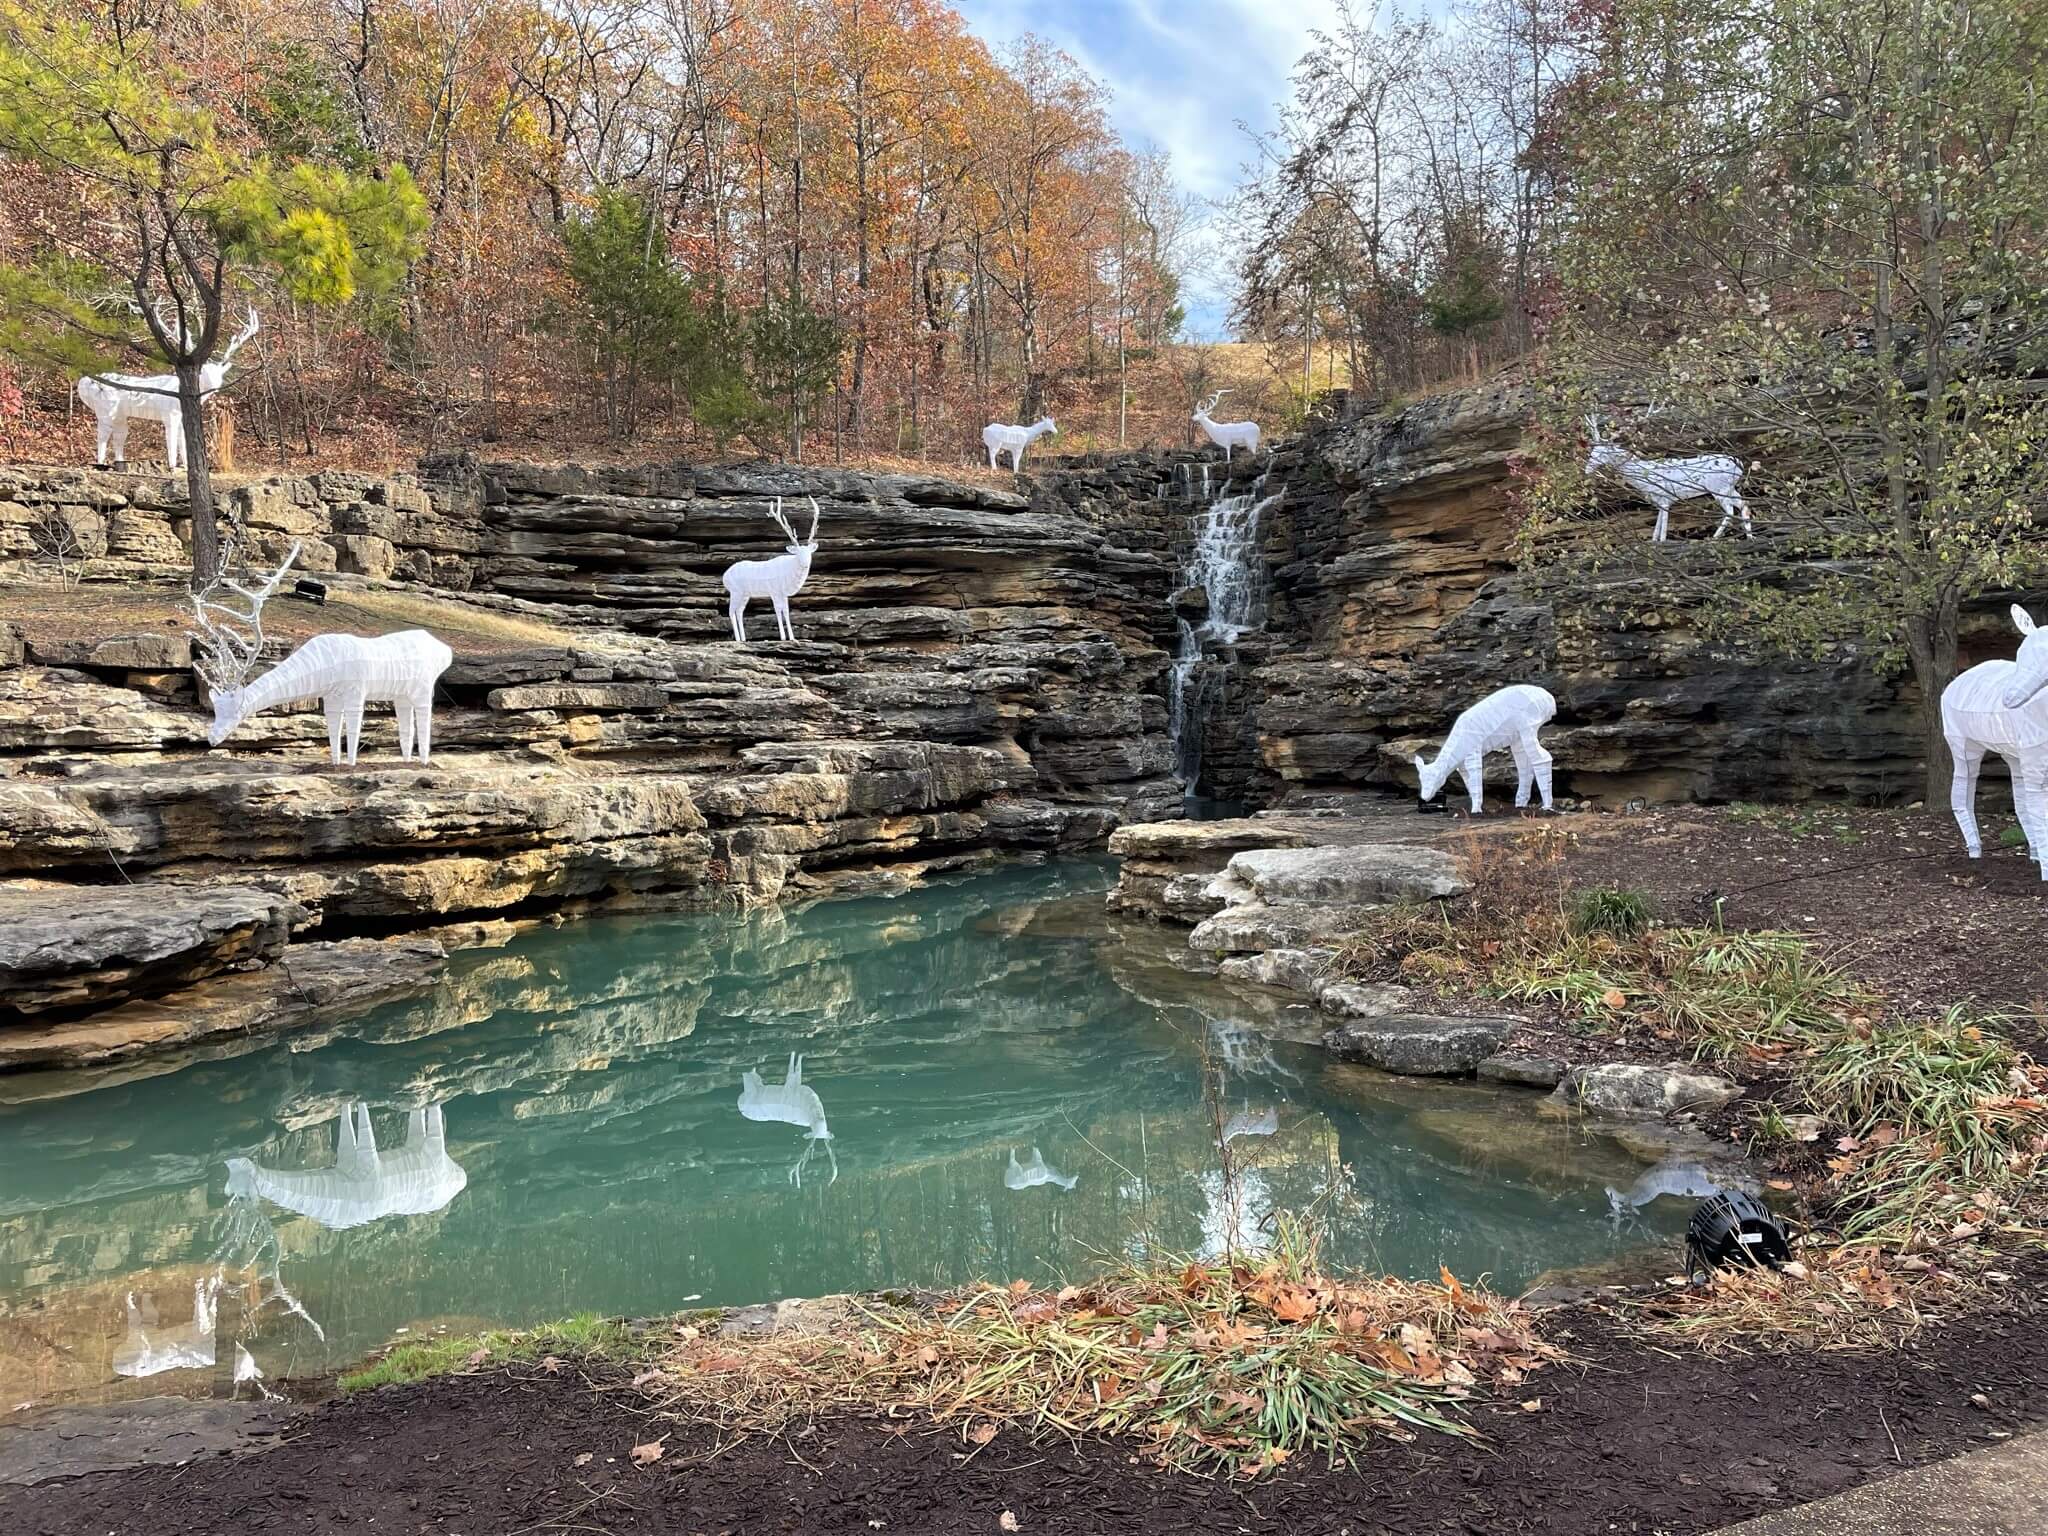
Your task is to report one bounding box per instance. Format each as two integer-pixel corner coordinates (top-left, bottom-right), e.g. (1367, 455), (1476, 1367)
(723, 496), (820, 644)
(193, 535), (453, 765)
(1191, 390), (1261, 462)
(1583, 414), (1752, 542)
(78, 311), (260, 472)
(981, 416), (1057, 471)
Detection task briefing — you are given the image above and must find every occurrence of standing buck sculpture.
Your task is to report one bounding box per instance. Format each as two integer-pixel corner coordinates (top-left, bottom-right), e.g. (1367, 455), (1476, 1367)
(78, 310), (260, 471)
(982, 416), (1057, 471)
(1191, 390), (1261, 462)
(723, 496), (820, 644)
(1941, 604), (2048, 878)
(1414, 684), (1558, 814)
(1583, 416), (1752, 541)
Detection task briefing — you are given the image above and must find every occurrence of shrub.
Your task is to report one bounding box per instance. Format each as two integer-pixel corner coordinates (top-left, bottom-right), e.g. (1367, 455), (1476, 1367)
(1568, 887), (1652, 938)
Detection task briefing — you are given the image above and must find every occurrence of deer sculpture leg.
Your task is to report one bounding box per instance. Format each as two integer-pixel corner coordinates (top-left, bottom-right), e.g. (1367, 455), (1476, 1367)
(162, 411), (182, 471)
(1525, 731), (1555, 810)
(2014, 756), (2048, 874)
(772, 594), (794, 641)
(729, 593), (749, 644)
(1650, 497), (1672, 542)
(1459, 755), (1485, 814)
(396, 702), (416, 760)
(1510, 742), (1534, 808)
(987, 445), (998, 470)
(109, 413), (131, 466)
(344, 701), (365, 766)
(324, 706), (346, 766)
(1712, 492), (1753, 539)
(1948, 734), (1986, 857)
(416, 695), (434, 764)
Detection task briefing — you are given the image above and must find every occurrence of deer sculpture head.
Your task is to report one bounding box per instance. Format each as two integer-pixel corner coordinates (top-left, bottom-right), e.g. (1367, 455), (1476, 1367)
(1583, 414), (1630, 478)
(1192, 389), (1230, 427)
(2002, 605), (2048, 710)
(198, 312), (261, 396)
(769, 495), (820, 566)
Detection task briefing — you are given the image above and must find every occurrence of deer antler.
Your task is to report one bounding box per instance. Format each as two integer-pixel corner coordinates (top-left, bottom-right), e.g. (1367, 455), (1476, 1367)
(220, 310), (261, 367)
(1583, 413), (1603, 443)
(189, 537), (302, 694)
(765, 497), (800, 544)
(804, 496), (820, 544)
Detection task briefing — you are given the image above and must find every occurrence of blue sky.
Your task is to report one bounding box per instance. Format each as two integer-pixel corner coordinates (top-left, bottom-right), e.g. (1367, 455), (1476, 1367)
(953, 0), (1352, 338)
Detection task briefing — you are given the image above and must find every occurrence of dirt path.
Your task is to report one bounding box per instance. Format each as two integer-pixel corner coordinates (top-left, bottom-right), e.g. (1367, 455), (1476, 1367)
(7, 1260), (2043, 1536)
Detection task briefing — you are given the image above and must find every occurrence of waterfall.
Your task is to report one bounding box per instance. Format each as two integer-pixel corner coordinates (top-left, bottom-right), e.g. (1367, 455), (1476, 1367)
(1167, 469), (1279, 796)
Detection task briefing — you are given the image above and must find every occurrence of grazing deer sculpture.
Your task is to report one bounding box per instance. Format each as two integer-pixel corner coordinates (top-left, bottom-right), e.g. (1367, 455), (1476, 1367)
(982, 416), (1057, 471)
(225, 1103), (468, 1231)
(78, 310), (260, 471)
(722, 496), (820, 644)
(198, 539), (452, 768)
(1941, 604), (2048, 878)
(1414, 684), (1558, 814)
(1583, 415), (1751, 541)
(1191, 390), (1261, 462)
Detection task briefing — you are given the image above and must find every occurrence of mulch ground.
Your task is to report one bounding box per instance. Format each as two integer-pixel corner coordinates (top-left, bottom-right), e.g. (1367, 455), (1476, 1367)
(1555, 804), (2046, 1025)
(7, 1257), (2045, 1536)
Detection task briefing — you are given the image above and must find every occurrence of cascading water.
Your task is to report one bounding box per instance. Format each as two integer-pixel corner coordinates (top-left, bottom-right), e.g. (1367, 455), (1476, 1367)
(1167, 467), (1280, 795)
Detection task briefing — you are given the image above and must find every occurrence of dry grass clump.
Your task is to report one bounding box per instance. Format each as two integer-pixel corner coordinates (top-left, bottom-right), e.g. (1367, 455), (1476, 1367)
(646, 1224), (1557, 1478)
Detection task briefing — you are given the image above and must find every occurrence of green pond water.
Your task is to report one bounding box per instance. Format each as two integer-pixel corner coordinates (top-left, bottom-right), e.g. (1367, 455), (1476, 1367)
(0, 859), (1684, 1410)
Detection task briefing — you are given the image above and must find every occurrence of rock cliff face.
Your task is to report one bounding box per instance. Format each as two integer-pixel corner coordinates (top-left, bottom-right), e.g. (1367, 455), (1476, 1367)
(1, 459), (1193, 1059)
(1188, 385), (2036, 805)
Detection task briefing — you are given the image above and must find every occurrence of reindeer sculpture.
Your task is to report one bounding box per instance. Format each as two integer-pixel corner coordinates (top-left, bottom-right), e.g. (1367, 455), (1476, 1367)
(78, 311), (260, 471)
(1941, 604), (2048, 878)
(982, 416), (1057, 471)
(113, 1275), (222, 1379)
(739, 1053), (837, 1187)
(1003, 1147), (1079, 1192)
(1413, 684), (1558, 814)
(722, 496), (820, 644)
(1191, 390), (1261, 462)
(225, 1103), (468, 1232)
(1583, 415), (1751, 541)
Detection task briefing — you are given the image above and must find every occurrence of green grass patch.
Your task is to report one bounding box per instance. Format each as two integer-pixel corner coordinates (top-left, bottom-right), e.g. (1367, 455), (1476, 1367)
(1567, 886), (1652, 939)
(339, 1313), (630, 1393)
(1999, 824), (2029, 849)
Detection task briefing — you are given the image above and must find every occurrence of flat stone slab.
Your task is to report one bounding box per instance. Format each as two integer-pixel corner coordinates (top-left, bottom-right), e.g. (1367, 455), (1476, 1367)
(1479, 1053), (1566, 1089)
(1106, 819), (1313, 862)
(0, 882), (297, 1015)
(1224, 843), (1467, 906)
(1712, 1429), (2048, 1535)
(1318, 981), (1514, 1075)
(0, 1396), (298, 1485)
(486, 683), (669, 712)
(1550, 1062), (1743, 1117)
(1189, 902), (1382, 954)
(0, 934), (445, 1072)
(1217, 946), (1336, 997)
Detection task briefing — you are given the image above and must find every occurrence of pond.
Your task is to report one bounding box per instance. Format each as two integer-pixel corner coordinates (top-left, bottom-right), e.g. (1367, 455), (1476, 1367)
(0, 859), (1685, 1411)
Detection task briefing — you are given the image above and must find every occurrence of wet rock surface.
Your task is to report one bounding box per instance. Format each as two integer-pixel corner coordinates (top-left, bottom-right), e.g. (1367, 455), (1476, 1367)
(1551, 1062), (1745, 1117)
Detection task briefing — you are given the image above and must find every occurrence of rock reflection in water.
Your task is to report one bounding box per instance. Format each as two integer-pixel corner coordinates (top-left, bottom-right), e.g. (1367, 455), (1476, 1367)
(1003, 1147), (1078, 1192)
(224, 1102), (468, 1231)
(112, 1275), (219, 1378)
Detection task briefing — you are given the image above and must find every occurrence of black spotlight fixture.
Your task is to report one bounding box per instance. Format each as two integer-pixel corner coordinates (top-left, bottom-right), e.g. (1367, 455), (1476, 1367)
(293, 578), (329, 605)
(1685, 1191), (1792, 1283)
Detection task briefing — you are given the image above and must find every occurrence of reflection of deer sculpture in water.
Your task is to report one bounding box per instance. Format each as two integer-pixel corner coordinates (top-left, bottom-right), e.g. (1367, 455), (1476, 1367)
(1004, 1147), (1078, 1191)
(113, 1274), (221, 1378)
(224, 1103), (468, 1231)
(739, 1053), (837, 1186)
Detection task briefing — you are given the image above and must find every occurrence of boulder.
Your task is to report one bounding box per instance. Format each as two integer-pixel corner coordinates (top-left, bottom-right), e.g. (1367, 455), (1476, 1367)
(1316, 981), (1515, 1075)
(1217, 946), (1335, 997)
(1549, 1063), (1744, 1117)
(1189, 902), (1380, 954)
(1478, 1053), (1566, 1089)
(1222, 843), (1467, 906)
(0, 883), (299, 1015)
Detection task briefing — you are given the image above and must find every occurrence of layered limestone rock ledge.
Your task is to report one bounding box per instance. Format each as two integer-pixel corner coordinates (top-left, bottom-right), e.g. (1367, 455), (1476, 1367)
(1, 456), (1200, 1068)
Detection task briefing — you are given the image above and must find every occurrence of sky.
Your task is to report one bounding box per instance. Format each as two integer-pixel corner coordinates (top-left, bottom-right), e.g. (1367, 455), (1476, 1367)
(953, 0), (1352, 339)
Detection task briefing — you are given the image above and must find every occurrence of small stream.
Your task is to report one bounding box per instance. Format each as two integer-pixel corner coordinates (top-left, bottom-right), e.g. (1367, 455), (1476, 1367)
(0, 860), (1682, 1412)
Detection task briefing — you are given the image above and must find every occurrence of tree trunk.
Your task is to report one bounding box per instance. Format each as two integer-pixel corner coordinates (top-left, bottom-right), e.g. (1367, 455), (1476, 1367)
(179, 365), (220, 584)
(1905, 597), (1959, 805)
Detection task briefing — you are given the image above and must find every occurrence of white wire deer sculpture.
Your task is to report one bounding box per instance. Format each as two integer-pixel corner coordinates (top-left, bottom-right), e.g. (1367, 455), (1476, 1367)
(981, 415), (1057, 471)
(1413, 684), (1558, 814)
(193, 535), (453, 765)
(1191, 390), (1261, 462)
(1583, 415), (1751, 541)
(722, 496), (820, 644)
(1941, 604), (2048, 879)
(78, 310), (259, 471)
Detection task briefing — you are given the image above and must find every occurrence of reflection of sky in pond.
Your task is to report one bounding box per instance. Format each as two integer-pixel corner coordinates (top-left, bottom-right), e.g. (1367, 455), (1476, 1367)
(0, 858), (1683, 1410)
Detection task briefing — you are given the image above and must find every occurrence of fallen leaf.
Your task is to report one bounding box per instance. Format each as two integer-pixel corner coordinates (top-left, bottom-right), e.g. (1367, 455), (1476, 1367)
(1781, 1261), (1810, 1280)
(540, 1355), (561, 1375)
(1055, 1285), (1080, 1304)
(999, 1511), (1020, 1531)
(631, 1367), (666, 1389)
(1835, 1135), (1862, 1153)
(1601, 988), (1627, 1009)
(917, 1345), (940, 1368)
(1520, 1398), (1543, 1413)
(465, 1347), (490, 1368)
(574, 1452), (594, 1467)
(1271, 1287), (1318, 1323)
(675, 1324), (700, 1343)
(1008, 1279), (1032, 1296)
(630, 1439), (666, 1467)
(968, 1422), (999, 1446)
(1765, 1178), (1795, 1191)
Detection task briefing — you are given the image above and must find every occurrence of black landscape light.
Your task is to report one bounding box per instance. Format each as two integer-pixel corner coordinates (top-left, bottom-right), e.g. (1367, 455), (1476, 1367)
(293, 578), (329, 605)
(1685, 1191), (1792, 1282)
